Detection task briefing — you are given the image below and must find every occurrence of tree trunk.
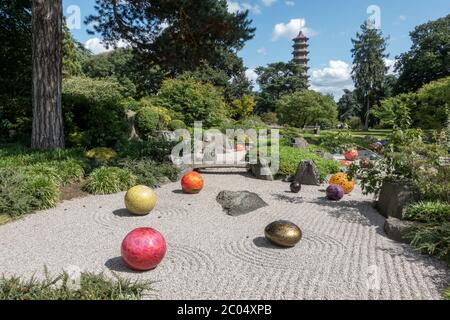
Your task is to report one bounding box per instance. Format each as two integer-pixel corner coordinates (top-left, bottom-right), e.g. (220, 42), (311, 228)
(364, 95), (370, 132)
(31, 0), (65, 149)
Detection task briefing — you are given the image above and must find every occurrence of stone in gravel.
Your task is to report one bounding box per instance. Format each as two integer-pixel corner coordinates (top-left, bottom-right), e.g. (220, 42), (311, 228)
(250, 159), (274, 181)
(377, 182), (415, 219)
(216, 191), (268, 216)
(384, 217), (419, 244)
(293, 138), (309, 150)
(294, 160), (321, 186)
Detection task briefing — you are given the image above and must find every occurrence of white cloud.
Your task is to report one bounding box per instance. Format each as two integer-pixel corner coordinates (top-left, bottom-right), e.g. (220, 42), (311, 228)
(398, 15), (407, 22)
(227, 1), (261, 14)
(384, 58), (397, 75)
(262, 0), (277, 6)
(84, 37), (128, 55)
(285, 1), (295, 6)
(257, 47), (267, 55)
(245, 68), (259, 84)
(272, 18), (316, 41)
(310, 60), (354, 100)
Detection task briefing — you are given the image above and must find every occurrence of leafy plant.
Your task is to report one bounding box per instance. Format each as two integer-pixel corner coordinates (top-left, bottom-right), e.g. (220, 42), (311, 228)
(276, 90), (338, 129)
(404, 201), (450, 223)
(118, 139), (177, 163)
(27, 175), (60, 210)
(168, 119), (186, 131)
(63, 77), (132, 148)
(409, 222), (450, 264)
(115, 158), (179, 187)
(0, 271), (151, 300)
(156, 77), (228, 128)
(277, 146), (341, 181)
(86, 148), (118, 161)
(319, 130), (356, 153)
(84, 167), (137, 195)
(0, 168), (60, 218)
(444, 287), (450, 300)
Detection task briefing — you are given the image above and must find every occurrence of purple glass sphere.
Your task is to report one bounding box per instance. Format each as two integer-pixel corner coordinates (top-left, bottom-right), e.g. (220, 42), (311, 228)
(326, 185), (345, 201)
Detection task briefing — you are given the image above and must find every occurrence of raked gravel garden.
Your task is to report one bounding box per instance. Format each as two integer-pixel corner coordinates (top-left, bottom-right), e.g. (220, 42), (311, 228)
(0, 166), (448, 300)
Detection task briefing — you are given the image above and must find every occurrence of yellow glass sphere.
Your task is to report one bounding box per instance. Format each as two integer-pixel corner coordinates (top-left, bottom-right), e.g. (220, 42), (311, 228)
(125, 185), (157, 216)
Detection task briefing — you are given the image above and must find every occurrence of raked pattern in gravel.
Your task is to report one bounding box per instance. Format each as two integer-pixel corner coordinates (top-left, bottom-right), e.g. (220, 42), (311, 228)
(0, 169), (448, 300)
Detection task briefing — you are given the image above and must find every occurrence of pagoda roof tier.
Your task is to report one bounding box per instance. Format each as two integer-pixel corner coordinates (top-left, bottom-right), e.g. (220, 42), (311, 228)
(293, 31), (309, 40)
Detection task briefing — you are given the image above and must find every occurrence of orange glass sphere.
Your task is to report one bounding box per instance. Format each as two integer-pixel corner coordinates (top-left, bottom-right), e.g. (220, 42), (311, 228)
(181, 171), (204, 194)
(344, 149), (359, 161)
(329, 173), (355, 194)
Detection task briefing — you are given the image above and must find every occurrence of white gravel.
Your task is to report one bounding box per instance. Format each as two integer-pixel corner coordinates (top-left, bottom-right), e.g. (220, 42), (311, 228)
(0, 169), (448, 300)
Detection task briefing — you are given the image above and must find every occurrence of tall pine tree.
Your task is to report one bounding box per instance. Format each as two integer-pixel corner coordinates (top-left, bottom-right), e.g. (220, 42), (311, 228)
(31, 0), (64, 149)
(351, 22), (388, 131)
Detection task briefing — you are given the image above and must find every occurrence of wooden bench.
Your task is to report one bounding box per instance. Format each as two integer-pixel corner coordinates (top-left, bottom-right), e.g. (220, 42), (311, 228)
(303, 125), (321, 135)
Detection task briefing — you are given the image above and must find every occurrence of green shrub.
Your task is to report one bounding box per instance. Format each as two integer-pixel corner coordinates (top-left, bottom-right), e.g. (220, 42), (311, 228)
(168, 120), (187, 131)
(404, 201), (450, 223)
(63, 77), (132, 148)
(0, 96), (32, 142)
(28, 175), (60, 210)
(345, 116), (363, 130)
(52, 160), (85, 184)
(409, 222), (450, 263)
(261, 112), (279, 125)
(276, 90), (338, 129)
(135, 107), (160, 138)
(0, 272), (151, 300)
(84, 167), (137, 195)
(0, 169), (37, 217)
(116, 158), (179, 187)
(86, 148), (118, 161)
(277, 146), (341, 181)
(156, 77), (228, 127)
(0, 168), (60, 218)
(444, 288), (450, 300)
(280, 127), (302, 141)
(317, 118), (334, 130)
(118, 139), (177, 163)
(230, 95), (256, 120)
(319, 130), (356, 153)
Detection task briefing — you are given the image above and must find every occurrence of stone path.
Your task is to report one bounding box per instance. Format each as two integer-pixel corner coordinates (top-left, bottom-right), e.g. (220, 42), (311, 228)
(0, 170), (448, 300)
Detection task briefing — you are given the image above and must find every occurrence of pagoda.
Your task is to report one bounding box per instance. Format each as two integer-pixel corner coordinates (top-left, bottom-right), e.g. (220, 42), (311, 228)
(292, 31), (309, 78)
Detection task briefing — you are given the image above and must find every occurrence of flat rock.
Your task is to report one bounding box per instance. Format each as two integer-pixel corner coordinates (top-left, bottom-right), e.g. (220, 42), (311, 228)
(216, 191), (268, 216)
(294, 160), (321, 186)
(384, 217), (419, 244)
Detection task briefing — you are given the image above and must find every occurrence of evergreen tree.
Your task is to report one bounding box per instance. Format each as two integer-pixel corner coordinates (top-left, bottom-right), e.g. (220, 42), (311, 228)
(255, 61), (308, 113)
(351, 22), (388, 131)
(86, 0), (255, 75)
(395, 14), (450, 93)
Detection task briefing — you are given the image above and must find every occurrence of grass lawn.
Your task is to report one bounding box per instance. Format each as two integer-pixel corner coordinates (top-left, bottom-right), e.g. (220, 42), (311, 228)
(0, 272), (152, 300)
(303, 129), (392, 140)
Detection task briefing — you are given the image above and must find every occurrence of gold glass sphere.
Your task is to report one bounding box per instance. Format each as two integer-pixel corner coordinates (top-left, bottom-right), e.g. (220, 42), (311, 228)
(125, 185), (157, 216)
(265, 220), (302, 247)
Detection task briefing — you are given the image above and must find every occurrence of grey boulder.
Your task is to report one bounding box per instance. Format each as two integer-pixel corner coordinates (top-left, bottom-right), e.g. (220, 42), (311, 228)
(294, 160), (321, 186)
(217, 191), (268, 216)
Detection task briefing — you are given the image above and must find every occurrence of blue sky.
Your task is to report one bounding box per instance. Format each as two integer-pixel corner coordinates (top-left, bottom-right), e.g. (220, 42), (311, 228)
(63, 0), (450, 98)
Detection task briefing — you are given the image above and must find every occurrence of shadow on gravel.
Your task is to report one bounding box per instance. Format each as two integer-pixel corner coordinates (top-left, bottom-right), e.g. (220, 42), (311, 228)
(253, 237), (291, 250)
(112, 209), (134, 217)
(105, 257), (145, 274)
(311, 198), (384, 231)
(272, 193), (304, 204)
